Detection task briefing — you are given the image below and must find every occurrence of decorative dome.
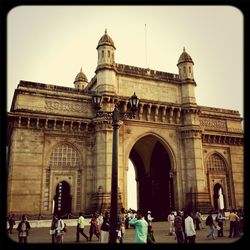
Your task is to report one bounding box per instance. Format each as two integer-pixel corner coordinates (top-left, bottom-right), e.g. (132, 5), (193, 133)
(96, 29), (116, 49)
(177, 47), (194, 65)
(74, 67), (88, 83)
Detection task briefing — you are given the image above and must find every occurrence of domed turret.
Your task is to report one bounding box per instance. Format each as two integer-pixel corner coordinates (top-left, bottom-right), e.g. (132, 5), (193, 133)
(177, 47), (194, 65)
(96, 28), (116, 50)
(177, 48), (196, 105)
(74, 67), (88, 90)
(96, 29), (116, 67)
(177, 47), (194, 81)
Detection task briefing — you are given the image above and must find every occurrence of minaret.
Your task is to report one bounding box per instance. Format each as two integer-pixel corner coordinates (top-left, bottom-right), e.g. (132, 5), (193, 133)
(177, 47), (196, 105)
(95, 29), (117, 94)
(74, 67), (88, 90)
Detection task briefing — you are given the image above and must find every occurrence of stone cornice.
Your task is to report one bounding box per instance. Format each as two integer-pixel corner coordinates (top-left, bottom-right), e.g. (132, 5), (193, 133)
(202, 133), (243, 146)
(200, 105), (242, 119)
(7, 113), (92, 135)
(17, 80), (92, 96)
(115, 63), (181, 84)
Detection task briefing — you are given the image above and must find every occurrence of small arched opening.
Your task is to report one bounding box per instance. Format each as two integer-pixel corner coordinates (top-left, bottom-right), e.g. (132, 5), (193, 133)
(213, 183), (225, 211)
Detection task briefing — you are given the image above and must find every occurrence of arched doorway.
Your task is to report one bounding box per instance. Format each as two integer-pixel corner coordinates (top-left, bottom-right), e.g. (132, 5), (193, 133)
(206, 153), (229, 210)
(213, 183), (225, 210)
(129, 135), (174, 220)
(54, 181), (72, 217)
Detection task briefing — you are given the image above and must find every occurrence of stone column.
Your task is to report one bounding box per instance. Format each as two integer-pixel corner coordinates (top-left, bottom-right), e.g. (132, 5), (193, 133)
(91, 118), (113, 212)
(180, 108), (211, 211)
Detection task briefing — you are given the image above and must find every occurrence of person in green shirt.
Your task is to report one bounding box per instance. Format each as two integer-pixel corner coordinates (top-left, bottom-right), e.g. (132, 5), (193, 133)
(129, 209), (148, 243)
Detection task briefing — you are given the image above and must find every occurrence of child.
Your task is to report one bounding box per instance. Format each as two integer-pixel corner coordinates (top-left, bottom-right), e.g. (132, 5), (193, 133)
(147, 225), (156, 243)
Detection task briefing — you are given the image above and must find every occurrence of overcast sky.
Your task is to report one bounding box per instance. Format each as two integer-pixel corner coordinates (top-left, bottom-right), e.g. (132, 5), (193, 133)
(7, 5), (243, 117)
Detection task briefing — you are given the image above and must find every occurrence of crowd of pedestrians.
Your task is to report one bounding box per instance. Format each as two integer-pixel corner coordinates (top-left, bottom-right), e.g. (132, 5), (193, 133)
(6, 207), (243, 244)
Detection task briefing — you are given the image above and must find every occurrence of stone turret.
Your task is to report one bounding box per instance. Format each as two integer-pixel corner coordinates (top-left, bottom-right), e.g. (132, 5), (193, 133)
(177, 47), (196, 105)
(95, 29), (117, 94)
(96, 28), (116, 67)
(74, 67), (88, 90)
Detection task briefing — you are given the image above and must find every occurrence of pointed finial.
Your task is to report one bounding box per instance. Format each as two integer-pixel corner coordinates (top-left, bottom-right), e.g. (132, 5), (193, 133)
(80, 67), (82, 72)
(183, 47), (186, 52)
(105, 28), (107, 34)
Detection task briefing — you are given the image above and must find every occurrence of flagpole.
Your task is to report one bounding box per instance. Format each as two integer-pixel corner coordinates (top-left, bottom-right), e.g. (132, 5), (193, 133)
(145, 24), (148, 68)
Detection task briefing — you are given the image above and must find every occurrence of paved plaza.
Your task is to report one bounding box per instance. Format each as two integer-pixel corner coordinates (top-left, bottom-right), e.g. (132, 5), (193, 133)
(7, 220), (242, 244)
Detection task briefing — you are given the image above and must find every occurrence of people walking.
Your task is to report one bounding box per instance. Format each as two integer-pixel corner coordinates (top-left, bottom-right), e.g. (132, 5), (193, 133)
(117, 207), (126, 243)
(147, 225), (156, 243)
(89, 213), (100, 241)
(75, 212), (89, 242)
(55, 215), (65, 243)
(146, 211), (154, 226)
(216, 209), (225, 237)
(16, 214), (31, 243)
(228, 209), (239, 238)
(194, 210), (202, 230)
(174, 211), (184, 243)
(167, 211), (175, 235)
(50, 214), (58, 243)
(97, 212), (104, 228)
(205, 211), (216, 240)
(129, 209), (148, 243)
(184, 210), (196, 243)
(100, 211), (110, 243)
(7, 214), (15, 234)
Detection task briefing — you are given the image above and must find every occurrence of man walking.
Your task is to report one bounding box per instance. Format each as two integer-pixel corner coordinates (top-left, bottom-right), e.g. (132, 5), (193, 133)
(76, 212), (89, 242)
(184, 210), (196, 243)
(16, 214), (31, 243)
(129, 209), (148, 243)
(206, 210), (216, 240)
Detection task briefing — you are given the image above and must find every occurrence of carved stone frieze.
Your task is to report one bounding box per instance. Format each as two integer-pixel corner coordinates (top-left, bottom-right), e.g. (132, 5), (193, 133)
(200, 118), (226, 130)
(45, 99), (91, 116)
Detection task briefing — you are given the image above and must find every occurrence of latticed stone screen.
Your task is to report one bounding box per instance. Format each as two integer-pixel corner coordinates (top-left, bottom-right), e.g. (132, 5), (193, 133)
(49, 144), (80, 167)
(207, 154), (226, 172)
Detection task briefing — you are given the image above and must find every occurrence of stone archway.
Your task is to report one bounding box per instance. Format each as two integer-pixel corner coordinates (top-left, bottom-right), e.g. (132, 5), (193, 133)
(53, 181), (72, 217)
(129, 135), (174, 220)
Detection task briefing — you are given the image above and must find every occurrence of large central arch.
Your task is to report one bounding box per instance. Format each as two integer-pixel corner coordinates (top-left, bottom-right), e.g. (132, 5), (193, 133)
(129, 134), (174, 220)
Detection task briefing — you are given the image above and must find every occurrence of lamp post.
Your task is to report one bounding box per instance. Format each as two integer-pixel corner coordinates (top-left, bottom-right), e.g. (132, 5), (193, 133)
(92, 92), (139, 243)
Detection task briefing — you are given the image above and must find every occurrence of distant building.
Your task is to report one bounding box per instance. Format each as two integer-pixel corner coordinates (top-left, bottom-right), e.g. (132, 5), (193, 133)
(7, 30), (243, 219)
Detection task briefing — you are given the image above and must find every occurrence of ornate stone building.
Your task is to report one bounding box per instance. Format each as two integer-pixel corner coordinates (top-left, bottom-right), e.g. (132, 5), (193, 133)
(7, 30), (243, 220)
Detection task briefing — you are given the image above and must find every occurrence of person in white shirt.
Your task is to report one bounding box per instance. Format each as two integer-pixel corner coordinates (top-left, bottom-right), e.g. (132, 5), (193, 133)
(75, 212), (88, 242)
(55, 215), (65, 243)
(184, 210), (196, 243)
(167, 211), (175, 235)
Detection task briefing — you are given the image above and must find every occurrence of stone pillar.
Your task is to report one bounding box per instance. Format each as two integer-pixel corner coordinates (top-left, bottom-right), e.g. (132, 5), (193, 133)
(180, 108), (211, 211)
(91, 118), (113, 212)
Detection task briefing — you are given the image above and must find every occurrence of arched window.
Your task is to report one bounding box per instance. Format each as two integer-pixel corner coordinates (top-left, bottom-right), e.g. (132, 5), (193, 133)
(207, 153), (226, 172)
(102, 50), (104, 58)
(49, 144), (80, 167)
(108, 50), (110, 57)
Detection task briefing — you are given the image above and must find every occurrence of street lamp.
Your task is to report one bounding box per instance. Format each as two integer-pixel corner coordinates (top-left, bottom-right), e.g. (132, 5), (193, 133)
(92, 92), (139, 243)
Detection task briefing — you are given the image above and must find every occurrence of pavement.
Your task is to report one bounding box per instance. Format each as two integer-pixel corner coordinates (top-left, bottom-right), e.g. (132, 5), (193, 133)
(6, 220), (243, 244)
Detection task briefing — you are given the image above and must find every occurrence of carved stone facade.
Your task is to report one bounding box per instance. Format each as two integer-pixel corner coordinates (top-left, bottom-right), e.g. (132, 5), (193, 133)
(7, 31), (243, 219)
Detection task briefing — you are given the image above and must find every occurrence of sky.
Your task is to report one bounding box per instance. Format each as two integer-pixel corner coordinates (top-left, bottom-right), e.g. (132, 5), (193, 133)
(7, 5), (243, 116)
